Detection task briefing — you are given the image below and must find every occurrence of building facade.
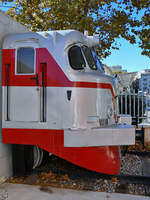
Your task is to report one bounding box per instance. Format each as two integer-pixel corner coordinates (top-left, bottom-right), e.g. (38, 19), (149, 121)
(109, 65), (127, 74)
(139, 69), (150, 94)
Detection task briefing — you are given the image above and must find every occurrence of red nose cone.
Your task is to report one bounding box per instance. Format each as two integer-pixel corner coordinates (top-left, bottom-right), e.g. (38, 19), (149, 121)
(41, 145), (121, 175)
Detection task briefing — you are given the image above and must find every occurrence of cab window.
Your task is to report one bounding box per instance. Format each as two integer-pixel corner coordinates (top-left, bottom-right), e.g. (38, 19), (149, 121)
(81, 45), (97, 70)
(91, 49), (104, 72)
(17, 47), (35, 74)
(68, 46), (86, 70)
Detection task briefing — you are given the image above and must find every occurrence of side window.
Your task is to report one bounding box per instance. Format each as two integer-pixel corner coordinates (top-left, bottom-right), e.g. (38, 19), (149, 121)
(68, 46), (86, 70)
(17, 47), (35, 74)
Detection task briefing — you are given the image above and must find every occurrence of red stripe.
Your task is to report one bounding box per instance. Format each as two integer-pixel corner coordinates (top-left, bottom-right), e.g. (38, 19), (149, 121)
(2, 128), (64, 146)
(2, 48), (114, 97)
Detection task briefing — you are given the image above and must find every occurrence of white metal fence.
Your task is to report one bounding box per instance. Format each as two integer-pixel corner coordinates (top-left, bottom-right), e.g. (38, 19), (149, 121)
(118, 92), (150, 124)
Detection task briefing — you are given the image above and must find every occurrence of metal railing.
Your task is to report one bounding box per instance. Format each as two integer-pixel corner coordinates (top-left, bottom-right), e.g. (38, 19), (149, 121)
(118, 91), (150, 124)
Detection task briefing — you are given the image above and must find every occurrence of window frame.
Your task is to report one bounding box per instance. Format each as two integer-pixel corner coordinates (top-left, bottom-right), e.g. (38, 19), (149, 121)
(15, 47), (36, 75)
(68, 44), (103, 72)
(81, 45), (98, 71)
(68, 44), (86, 71)
(91, 48), (104, 73)
(15, 43), (37, 75)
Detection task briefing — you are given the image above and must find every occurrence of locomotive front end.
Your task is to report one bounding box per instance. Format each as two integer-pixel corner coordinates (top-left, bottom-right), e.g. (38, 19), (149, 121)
(59, 31), (135, 174)
(2, 30), (135, 175)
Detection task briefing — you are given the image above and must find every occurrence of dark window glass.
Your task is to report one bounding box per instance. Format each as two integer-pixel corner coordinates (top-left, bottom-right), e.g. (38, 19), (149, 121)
(17, 47), (34, 73)
(68, 46), (86, 70)
(91, 49), (104, 72)
(81, 46), (97, 70)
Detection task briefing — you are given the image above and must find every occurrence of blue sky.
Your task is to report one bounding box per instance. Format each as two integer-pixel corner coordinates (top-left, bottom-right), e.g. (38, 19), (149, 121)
(0, 2), (149, 73)
(103, 38), (150, 72)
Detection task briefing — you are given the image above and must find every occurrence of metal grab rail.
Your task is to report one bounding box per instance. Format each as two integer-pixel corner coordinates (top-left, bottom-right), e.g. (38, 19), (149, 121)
(6, 63), (10, 121)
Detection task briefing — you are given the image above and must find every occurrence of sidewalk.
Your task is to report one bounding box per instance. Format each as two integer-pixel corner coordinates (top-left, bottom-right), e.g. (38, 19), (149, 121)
(0, 183), (150, 200)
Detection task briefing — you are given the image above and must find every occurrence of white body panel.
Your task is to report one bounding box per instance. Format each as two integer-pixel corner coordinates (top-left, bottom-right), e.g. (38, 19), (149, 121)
(7, 87), (40, 122)
(3, 87), (114, 129)
(64, 125), (135, 147)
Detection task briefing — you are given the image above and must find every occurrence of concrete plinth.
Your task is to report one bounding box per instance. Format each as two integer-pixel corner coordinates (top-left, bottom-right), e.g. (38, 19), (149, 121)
(0, 10), (29, 179)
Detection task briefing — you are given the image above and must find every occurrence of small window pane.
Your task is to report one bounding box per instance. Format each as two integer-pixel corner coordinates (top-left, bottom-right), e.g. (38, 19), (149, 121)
(68, 46), (86, 70)
(81, 46), (97, 70)
(91, 49), (104, 72)
(17, 47), (34, 73)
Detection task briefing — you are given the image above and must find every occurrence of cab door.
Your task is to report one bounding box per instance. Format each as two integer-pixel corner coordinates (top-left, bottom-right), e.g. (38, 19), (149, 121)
(3, 42), (46, 122)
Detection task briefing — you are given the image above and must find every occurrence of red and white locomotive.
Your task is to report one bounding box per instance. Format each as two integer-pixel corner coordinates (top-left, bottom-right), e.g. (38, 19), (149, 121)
(2, 30), (135, 175)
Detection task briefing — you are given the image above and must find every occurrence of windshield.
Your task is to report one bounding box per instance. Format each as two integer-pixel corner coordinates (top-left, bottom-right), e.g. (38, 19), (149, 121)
(68, 45), (86, 70)
(81, 46), (97, 70)
(91, 48), (104, 73)
(68, 45), (104, 72)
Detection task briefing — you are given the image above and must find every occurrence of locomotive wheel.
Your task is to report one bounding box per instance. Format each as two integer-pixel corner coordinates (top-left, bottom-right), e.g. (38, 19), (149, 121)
(12, 144), (45, 176)
(32, 146), (44, 169)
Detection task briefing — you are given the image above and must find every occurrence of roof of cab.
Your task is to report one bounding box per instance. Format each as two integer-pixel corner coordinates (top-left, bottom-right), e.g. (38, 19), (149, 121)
(3, 29), (99, 49)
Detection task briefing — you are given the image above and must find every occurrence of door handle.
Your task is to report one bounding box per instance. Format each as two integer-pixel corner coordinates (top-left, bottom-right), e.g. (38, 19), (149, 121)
(30, 74), (39, 86)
